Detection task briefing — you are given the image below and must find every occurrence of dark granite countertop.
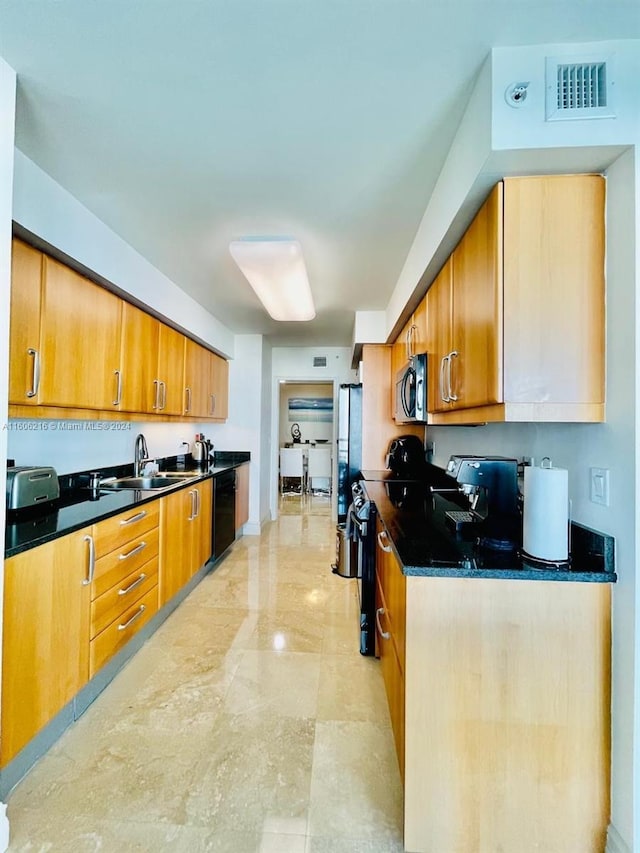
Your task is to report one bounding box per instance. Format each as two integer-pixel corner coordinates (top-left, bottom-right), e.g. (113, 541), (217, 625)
(5, 452), (250, 559)
(361, 472), (616, 584)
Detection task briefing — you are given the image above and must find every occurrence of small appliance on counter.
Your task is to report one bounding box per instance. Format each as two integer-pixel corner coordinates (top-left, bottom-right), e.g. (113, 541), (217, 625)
(443, 455), (520, 550)
(192, 434), (214, 466)
(386, 435), (426, 478)
(6, 466), (60, 512)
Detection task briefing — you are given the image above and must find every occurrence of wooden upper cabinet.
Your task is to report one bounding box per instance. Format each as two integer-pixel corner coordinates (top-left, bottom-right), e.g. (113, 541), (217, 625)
(184, 339), (211, 418)
(412, 296), (428, 356)
(427, 174), (605, 424)
(209, 352), (229, 420)
(119, 302), (160, 413)
(39, 257), (122, 410)
(157, 323), (185, 416)
(426, 257), (453, 413)
(450, 181), (503, 410)
(9, 239), (42, 405)
(502, 174), (605, 410)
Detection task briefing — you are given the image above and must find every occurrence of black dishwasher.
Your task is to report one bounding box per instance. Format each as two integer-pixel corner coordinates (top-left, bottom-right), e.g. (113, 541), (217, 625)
(213, 470), (236, 558)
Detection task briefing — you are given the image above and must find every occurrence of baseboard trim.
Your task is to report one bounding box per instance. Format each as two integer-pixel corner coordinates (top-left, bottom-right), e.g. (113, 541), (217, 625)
(606, 823), (631, 853)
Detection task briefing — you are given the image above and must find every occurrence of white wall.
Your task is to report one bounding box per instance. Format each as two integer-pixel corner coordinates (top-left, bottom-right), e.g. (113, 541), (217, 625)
(204, 334), (267, 535)
(260, 339), (273, 529)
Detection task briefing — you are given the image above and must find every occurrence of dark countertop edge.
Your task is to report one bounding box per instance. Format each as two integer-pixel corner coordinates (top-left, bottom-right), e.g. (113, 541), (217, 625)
(5, 456), (250, 560)
(402, 565), (616, 583)
(362, 477), (616, 585)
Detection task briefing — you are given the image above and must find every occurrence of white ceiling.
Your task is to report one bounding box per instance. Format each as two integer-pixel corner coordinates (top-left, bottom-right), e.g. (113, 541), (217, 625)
(1, 1), (639, 347)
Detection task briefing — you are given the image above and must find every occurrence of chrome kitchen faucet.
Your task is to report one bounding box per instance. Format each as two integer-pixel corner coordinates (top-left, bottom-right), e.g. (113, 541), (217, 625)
(134, 433), (150, 477)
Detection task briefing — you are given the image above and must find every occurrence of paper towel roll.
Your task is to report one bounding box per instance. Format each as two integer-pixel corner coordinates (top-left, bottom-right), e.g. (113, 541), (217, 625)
(523, 463), (569, 562)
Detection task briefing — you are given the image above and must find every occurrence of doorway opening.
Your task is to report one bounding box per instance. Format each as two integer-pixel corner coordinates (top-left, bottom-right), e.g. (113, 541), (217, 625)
(275, 379), (337, 517)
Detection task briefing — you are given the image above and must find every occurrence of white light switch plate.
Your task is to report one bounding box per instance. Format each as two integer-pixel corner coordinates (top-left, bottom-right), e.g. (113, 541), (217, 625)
(590, 467), (610, 506)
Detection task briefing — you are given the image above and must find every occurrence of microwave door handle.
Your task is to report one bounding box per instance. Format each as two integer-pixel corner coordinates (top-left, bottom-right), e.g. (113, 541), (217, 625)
(401, 370), (412, 418)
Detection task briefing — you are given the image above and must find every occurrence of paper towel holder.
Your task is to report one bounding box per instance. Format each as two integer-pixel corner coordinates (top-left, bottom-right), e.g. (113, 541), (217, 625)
(521, 457), (571, 567)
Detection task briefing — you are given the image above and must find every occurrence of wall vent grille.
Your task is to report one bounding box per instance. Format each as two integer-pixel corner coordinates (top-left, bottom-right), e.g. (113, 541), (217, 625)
(545, 56), (615, 121)
(313, 356), (327, 368)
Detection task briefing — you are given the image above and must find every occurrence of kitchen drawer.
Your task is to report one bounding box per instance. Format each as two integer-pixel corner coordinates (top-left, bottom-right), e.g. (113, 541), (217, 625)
(376, 520), (406, 674)
(92, 526), (159, 599)
(90, 556), (159, 639)
(89, 585), (158, 678)
(92, 501), (160, 558)
(376, 577), (405, 779)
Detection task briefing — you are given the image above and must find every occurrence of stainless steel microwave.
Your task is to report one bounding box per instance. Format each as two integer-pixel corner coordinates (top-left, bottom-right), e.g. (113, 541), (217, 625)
(395, 354), (428, 423)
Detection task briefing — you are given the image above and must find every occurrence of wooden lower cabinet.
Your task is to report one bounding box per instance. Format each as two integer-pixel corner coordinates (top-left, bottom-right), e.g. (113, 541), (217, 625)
(235, 463), (250, 530)
(375, 520), (406, 779)
(1, 531), (92, 767)
(160, 479), (213, 606)
(377, 566), (611, 853)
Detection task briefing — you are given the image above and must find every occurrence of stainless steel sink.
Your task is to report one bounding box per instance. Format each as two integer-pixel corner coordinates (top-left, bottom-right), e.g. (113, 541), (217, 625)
(100, 472), (201, 491)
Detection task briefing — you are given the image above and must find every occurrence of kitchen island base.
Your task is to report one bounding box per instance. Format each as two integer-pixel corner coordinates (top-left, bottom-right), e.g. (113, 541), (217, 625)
(403, 576), (610, 853)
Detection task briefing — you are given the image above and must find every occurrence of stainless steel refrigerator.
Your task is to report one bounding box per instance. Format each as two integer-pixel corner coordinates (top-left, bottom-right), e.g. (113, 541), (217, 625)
(336, 383), (362, 523)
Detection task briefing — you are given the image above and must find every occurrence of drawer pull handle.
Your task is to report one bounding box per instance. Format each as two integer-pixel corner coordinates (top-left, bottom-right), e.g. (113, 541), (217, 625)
(377, 530), (393, 553)
(82, 534), (95, 585)
(118, 604), (146, 631)
(375, 607), (391, 640)
(118, 541), (147, 561)
(120, 510), (147, 526)
(118, 573), (147, 596)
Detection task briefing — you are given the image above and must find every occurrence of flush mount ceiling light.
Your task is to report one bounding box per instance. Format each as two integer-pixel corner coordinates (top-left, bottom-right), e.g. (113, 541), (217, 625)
(229, 237), (315, 322)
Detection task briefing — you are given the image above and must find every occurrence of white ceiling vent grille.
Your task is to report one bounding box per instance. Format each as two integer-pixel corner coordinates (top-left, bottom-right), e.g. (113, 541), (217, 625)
(313, 356), (327, 368)
(545, 55), (615, 121)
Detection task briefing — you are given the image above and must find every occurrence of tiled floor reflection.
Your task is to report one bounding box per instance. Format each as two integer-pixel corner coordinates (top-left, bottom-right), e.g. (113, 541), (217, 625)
(7, 495), (404, 852)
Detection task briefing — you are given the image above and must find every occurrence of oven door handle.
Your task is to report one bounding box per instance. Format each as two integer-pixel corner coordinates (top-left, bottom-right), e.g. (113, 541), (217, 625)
(349, 508), (367, 538)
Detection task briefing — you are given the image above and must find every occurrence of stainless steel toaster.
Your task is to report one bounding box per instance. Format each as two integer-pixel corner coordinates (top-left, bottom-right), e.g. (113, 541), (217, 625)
(6, 466), (60, 510)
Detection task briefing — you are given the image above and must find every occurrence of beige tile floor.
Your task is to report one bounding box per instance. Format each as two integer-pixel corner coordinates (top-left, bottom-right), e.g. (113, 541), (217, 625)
(6, 495), (404, 852)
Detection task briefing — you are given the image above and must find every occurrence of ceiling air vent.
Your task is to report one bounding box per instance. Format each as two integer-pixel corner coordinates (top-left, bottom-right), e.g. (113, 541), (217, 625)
(545, 55), (615, 121)
(313, 356), (327, 368)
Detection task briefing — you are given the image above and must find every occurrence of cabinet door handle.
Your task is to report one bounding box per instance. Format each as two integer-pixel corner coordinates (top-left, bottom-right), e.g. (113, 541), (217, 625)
(120, 510), (147, 526)
(375, 607), (391, 641)
(158, 381), (167, 410)
(113, 369), (122, 406)
(185, 387), (192, 414)
(26, 348), (40, 398)
(118, 573), (147, 596)
(118, 541), (147, 561)
(377, 530), (393, 553)
(188, 489), (196, 521)
(440, 356), (449, 403)
(152, 379), (159, 410)
(210, 393), (216, 415)
(82, 534), (95, 585)
(447, 350), (459, 402)
(118, 604), (146, 631)
(194, 487), (200, 518)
